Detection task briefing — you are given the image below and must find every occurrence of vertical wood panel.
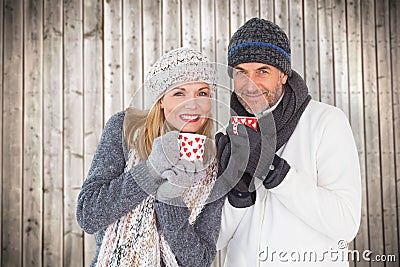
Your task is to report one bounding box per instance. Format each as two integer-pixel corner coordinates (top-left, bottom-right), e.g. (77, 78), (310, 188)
(346, 0), (368, 266)
(2, 0), (23, 265)
(318, 0), (335, 105)
(200, 0), (217, 134)
(63, 0), (84, 265)
(1, 1), (400, 266)
(245, 0), (259, 20)
(143, 0), (162, 108)
(390, 0), (400, 260)
(43, 0), (64, 265)
(0, 0), (4, 263)
(333, 0), (351, 261)
(182, 0), (200, 49)
(216, 0), (230, 130)
(230, 0), (245, 31)
(304, 0), (320, 100)
(274, 0), (289, 35)
(83, 0), (103, 264)
(162, 0), (180, 53)
(104, 0), (123, 120)
(362, 0), (385, 265)
(0, 1), (4, 263)
(259, 0), (274, 21)
(332, 0), (349, 117)
(376, 0), (398, 261)
(289, 0), (304, 76)
(123, 0), (143, 109)
(200, 0), (215, 60)
(23, 0), (43, 266)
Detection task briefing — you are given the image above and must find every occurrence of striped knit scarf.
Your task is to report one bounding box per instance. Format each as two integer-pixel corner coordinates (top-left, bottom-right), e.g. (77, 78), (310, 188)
(96, 145), (217, 267)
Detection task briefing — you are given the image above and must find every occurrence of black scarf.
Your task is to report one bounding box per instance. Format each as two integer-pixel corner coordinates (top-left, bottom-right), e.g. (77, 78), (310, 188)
(230, 70), (311, 151)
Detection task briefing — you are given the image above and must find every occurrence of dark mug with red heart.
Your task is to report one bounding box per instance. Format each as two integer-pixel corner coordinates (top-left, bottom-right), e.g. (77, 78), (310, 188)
(231, 116), (259, 135)
(178, 133), (206, 162)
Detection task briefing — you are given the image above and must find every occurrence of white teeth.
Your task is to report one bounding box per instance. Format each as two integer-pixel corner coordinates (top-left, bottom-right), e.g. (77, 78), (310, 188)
(181, 115), (199, 120)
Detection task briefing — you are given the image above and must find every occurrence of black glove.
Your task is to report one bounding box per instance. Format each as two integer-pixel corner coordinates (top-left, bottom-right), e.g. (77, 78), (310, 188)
(240, 117), (276, 180)
(242, 126), (290, 189)
(237, 124), (263, 175)
(215, 132), (230, 177)
(215, 129), (256, 208)
(228, 172), (256, 208)
(262, 154), (291, 189)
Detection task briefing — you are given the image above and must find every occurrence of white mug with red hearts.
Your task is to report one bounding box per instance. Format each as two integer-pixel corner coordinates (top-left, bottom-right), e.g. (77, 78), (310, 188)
(231, 116), (259, 135)
(178, 133), (206, 162)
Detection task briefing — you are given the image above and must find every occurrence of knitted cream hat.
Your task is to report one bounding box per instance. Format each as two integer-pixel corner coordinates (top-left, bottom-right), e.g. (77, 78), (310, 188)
(145, 47), (216, 104)
(228, 18), (291, 77)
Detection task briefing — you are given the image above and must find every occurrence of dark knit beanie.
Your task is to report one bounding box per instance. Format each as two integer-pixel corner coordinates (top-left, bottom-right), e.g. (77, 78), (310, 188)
(228, 17), (292, 77)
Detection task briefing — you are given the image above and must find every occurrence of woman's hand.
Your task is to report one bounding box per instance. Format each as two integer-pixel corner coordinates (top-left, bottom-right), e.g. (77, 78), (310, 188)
(146, 130), (181, 178)
(157, 156), (213, 202)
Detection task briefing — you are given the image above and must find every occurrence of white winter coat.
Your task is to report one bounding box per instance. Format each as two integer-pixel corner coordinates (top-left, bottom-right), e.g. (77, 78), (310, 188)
(217, 100), (362, 267)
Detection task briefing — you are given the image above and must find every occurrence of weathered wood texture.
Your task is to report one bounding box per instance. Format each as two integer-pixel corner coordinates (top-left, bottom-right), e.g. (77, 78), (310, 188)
(1, 0), (398, 266)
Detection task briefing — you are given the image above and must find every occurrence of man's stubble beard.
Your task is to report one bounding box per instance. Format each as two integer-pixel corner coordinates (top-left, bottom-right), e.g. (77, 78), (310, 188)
(236, 76), (284, 115)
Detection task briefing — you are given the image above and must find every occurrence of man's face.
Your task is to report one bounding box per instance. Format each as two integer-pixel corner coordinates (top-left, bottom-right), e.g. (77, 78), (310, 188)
(232, 62), (288, 114)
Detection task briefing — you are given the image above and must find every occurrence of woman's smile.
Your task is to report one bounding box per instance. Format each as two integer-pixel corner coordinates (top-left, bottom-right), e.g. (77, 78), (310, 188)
(179, 113), (202, 122)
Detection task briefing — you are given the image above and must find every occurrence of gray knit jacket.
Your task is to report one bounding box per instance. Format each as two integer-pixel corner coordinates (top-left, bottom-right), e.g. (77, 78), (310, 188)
(76, 111), (225, 267)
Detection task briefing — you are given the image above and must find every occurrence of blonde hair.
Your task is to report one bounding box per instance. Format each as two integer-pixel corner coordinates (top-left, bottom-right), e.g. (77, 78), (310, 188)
(124, 98), (214, 160)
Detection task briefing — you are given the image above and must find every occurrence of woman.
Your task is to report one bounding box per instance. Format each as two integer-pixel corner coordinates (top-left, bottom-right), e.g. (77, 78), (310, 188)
(76, 48), (224, 267)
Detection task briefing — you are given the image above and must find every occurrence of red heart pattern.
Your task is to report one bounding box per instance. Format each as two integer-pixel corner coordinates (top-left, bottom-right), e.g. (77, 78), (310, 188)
(231, 116), (259, 134)
(178, 133), (206, 162)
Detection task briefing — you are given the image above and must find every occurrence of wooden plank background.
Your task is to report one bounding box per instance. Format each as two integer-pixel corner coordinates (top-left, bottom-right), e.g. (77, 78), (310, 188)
(1, 0), (399, 266)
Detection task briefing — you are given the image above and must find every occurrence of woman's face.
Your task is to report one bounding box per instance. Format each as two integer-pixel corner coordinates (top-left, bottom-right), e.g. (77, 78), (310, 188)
(160, 81), (212, 133)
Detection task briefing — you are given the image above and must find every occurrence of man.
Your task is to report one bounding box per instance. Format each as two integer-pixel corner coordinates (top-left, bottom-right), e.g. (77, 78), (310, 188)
(215, 18), (361, 266)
